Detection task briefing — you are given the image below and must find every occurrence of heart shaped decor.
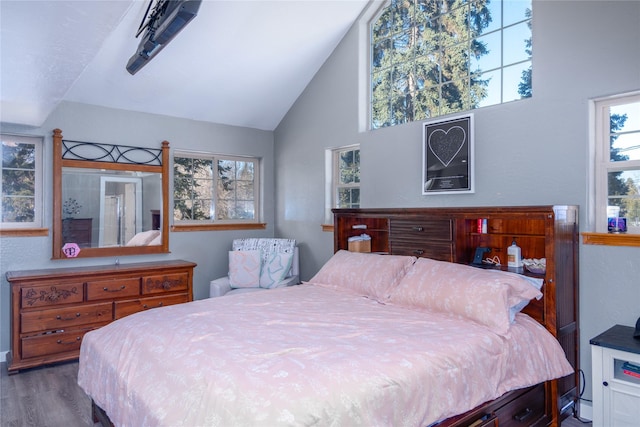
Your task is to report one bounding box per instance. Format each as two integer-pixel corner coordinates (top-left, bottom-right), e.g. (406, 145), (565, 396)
(428, 126), (466, 167)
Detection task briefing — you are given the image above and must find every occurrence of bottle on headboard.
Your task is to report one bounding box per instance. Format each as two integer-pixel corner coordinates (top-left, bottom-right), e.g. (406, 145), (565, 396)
(507, 238), (522, 268)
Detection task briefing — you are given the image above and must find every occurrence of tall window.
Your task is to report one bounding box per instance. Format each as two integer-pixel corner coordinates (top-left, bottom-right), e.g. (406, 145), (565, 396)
(371, 0), (532, 129)
(1, 134), (43, 229)
(173, 152), (260, 223)
(334, 146), (360, 209)
(594, 93), (640, 234)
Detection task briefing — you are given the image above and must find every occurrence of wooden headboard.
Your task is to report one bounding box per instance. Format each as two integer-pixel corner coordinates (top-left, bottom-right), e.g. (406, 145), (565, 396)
(333, 205), (579, 423)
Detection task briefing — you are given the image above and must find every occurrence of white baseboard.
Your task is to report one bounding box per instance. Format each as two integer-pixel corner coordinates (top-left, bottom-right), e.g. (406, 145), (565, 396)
(0, 351), (7, 363)
(578, 400), (593, 421)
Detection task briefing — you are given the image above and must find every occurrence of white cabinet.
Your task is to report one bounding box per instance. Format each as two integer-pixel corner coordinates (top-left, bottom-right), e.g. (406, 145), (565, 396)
(591, 325), (640, 427)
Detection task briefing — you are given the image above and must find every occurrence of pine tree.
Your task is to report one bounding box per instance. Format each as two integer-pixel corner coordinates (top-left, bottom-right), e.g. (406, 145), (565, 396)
(371, 0), (493, 128)
(608, 113), (629, 201)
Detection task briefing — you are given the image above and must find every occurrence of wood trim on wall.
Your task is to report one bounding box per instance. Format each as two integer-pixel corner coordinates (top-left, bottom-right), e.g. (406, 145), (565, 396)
(171, 223), (266, 232)
(581, 232), (640, 247)
(0, 228), (48, 237)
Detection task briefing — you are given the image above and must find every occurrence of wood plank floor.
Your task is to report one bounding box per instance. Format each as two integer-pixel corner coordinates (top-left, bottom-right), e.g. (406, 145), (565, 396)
(1, 361), (96, 427)
(1, 361), (591, 427)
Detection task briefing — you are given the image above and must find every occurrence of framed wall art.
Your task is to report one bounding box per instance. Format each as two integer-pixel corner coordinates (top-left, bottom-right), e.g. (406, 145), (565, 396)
(422, 114), (474, 195)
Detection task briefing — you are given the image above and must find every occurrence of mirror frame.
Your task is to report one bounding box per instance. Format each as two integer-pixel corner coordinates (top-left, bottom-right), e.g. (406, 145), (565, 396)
(52, 129), (170, 259)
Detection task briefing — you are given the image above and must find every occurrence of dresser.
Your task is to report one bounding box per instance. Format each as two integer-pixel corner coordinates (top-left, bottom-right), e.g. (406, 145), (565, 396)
(6, 259), (196, 373)
(591, 325), (640, 426)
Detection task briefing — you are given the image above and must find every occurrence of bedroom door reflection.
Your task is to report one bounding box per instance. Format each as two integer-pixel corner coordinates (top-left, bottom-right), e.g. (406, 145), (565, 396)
(99, 177), (142, 247)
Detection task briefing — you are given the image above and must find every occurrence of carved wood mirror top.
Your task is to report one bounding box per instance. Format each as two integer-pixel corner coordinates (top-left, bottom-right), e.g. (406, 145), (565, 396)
(52, 129), (170, 259)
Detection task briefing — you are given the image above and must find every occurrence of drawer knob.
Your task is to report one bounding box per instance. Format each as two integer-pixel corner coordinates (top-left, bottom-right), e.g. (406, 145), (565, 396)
(412, 226), (424, 232)
(103, 285), (126, 292)
(413, 249), (425, 255)
(603, 381), (609, 387)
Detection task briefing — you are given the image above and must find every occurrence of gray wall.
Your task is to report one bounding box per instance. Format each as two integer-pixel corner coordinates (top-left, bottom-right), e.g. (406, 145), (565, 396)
(0, 101), (276, 354)
(274, 0), (640, 407)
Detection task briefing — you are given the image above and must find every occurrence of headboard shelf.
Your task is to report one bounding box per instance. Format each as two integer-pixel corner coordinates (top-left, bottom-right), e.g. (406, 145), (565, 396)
(333, 205), (579, 424)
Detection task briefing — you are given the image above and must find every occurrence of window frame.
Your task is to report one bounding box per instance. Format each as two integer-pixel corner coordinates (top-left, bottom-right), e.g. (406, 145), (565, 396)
(333, 145), (361, 210)
(172, 151), (261, 227)
(583, 90), (640, 246)
(324, 144), (361, 225)
(593, 92), (640, 234)
(369, 0), (533, 130)
(0, 134), (44, 233)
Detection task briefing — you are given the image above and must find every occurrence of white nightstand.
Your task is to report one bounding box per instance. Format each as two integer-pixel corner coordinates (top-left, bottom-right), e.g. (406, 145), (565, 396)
(591, 325), (640, 427)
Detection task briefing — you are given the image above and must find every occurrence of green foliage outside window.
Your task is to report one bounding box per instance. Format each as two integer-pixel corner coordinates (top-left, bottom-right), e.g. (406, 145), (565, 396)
(607, 108), (640, 225)
(173, 154), (258, 222)
(336, 148), (360, 209)
(371, 0), (533, 129)
(216, 159), (255, 220)
(1, 139), (36, 223)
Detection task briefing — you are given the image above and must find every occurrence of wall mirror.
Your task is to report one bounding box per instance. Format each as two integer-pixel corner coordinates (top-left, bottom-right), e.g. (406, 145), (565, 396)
(52, 129), (170, 259)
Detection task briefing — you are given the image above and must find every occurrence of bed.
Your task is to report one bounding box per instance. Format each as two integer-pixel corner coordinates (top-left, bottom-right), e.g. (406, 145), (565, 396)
(78, 250), (573, 427)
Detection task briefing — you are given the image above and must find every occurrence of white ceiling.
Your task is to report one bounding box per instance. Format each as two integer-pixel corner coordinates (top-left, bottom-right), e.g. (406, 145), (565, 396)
(0, 0), (370, 131)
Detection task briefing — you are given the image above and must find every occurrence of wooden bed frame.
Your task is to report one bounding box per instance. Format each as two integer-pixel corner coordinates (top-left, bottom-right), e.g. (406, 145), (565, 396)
(91, 205), (579, 427)
(332, 206), (579, 426)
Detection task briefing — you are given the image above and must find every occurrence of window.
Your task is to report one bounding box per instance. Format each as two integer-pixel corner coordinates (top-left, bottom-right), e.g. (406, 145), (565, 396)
(334, 145), (361, 208)
(593, 92), (640, 235)
(324, 145), (361, 226)
(334, 146), (360, 209)
(1, 134), (43, 230)
(173, 152), (260, 224)
(371, 0), (532, 129)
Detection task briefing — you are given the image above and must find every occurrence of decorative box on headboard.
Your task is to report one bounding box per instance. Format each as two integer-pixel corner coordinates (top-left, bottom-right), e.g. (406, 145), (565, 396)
(333, 205), (579, 425)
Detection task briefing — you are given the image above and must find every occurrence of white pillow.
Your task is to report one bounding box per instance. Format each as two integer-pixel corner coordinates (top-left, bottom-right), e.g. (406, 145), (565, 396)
(125, 230), (160, 246)
(148, 233), (162, 246)
(229, 250), (261, 288)
(259, 252), (294, 288)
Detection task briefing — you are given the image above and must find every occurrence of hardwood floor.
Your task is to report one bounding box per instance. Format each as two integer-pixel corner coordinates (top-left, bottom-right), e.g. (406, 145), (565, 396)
(1, 362), (96, 427)
(1, 361), (591, 427)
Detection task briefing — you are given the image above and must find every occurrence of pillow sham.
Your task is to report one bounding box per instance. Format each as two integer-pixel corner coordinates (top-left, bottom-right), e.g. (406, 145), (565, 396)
(233, 238), (296, 277)
(308, 250), (417, 300)
(388, 257), (543, 335)
(259, 252), (294, 288)
(229, 250), (261, 288)
(509, 276), (543, 320)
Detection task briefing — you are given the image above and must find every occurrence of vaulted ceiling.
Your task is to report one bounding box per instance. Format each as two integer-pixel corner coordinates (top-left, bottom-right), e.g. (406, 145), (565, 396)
(0, 0), (370, 131)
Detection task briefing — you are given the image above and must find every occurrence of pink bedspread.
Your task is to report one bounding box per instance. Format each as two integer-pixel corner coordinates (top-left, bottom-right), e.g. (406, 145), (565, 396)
(78, 284), (572, 427)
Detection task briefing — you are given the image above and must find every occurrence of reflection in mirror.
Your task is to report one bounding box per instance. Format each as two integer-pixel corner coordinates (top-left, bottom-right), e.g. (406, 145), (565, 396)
(61, 168), (161, 248)
(52, 129), (169, 259)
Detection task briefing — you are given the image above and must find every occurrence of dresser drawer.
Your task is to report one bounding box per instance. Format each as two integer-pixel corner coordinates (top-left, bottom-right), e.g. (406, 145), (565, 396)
(142, 273), (189, 295)
(21, 328), (96, 359)
(114, 293), (189, 320)
(20, 282), (84, 309)
(21, 302), (112, 334)
(86, 277), (141, 301)
(494, 383), (545, 427)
